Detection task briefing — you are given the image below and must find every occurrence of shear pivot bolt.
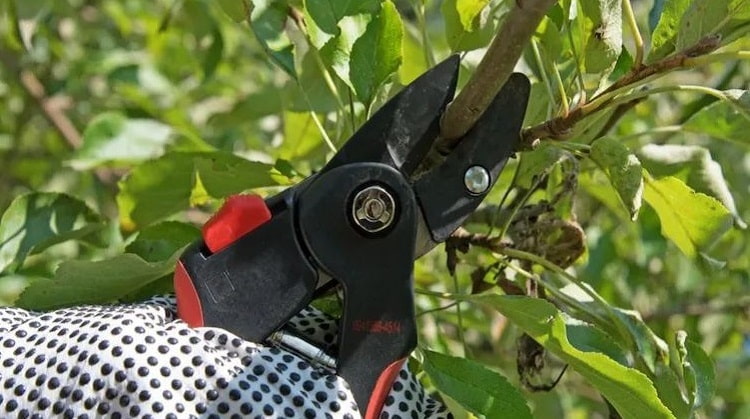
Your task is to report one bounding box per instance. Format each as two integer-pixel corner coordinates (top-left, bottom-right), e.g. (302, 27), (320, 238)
(464, 165), (490, 195)
(352, 186), (395, 233)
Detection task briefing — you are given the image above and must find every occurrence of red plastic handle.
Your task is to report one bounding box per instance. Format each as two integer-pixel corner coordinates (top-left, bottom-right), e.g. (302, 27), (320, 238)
(174, 260), (204, 327)
(202, 194), (272, 253)
(365, 358), (407, 419)
(175, 194), (272, 327)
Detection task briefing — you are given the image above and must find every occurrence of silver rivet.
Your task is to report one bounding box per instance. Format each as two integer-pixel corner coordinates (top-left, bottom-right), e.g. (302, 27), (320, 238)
(464, 165), (490, 195)
(352, 185), (396, 233)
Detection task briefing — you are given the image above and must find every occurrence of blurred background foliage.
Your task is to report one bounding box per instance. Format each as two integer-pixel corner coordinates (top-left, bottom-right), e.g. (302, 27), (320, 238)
(0, 0), (748, 417)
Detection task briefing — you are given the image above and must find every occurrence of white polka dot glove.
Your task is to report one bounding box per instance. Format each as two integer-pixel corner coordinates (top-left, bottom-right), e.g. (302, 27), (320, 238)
(0, 296), (451, 418)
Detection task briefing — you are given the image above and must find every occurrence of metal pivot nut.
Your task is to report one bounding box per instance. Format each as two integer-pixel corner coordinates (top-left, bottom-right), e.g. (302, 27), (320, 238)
(352, 185), (396, 234)
(464, 165), (490, 195)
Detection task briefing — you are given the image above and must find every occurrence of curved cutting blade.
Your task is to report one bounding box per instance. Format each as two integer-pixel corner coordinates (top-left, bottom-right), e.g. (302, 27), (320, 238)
(414, 73), (531, 256)
(321, 55), (460, 178)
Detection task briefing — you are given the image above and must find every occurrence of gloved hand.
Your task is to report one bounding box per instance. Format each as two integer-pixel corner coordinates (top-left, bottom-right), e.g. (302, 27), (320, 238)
(0, 296), (451, 418)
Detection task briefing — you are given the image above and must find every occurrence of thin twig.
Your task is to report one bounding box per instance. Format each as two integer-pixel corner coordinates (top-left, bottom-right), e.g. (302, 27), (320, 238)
(621, 0), (644, 68)
(0, 48), (118, 183)
(530, 38), (556, 119)
(520, 35), (724, 147)
(0, 49), (81, 148)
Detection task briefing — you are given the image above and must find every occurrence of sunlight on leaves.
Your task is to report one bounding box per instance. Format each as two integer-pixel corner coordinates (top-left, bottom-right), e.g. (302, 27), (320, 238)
(647, 0), (691, 62)
(349, 1), (403, 105)
(683, 89), (750, 146)
(643, 176), (733, 257)
(117, 152), (286, 230)
(69, 112), (174, 170)
(638, 143), (746, 229)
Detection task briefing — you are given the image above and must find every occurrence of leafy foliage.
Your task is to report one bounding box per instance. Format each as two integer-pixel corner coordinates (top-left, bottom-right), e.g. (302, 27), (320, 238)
(469, 294), (674, 419)
(590, 137), (643, 220)
(683, 89), (750, 145)
(643, 176), (733, 257)
(422, 350), (532, 418)
(0, 0), (748, 417)
(0, 193), (104, 273)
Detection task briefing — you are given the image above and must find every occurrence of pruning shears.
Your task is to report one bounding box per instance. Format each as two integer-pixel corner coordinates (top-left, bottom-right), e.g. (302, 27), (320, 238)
(173, 56), (530, 418)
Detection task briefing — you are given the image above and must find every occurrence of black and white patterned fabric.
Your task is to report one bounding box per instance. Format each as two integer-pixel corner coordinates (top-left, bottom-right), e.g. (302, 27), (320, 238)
(0, 296), (451, 418)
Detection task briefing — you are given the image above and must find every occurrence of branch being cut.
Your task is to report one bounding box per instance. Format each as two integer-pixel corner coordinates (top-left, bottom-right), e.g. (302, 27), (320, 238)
(438, 0), (558, 151)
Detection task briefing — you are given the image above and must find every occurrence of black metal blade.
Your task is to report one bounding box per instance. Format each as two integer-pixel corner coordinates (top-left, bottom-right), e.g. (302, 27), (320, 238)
(414, 73), (531, 246)
(322, 55), (459, 177)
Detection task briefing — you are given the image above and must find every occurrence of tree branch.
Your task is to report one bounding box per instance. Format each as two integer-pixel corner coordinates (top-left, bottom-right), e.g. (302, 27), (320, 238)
(0, 47), (118, 183)
(437, 0), (558, 150)
(591, 97), (645, 140)
(520, 35), (723, 147)
(0, 48), (82, 148)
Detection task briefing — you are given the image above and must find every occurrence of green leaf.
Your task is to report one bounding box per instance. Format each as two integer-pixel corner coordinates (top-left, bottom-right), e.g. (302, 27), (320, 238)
(455, 0), (491, 30)
(121, 221), (199, 301)
(638, 144), (746, 229)
(117, 151), (286, 230)
(648, 0), (667, 30)
(643, 176), (733, 257)
(249, 0), (297, 78)
(304, 0), (380, 35)
(179, 0), (217, 37)
(516, 143), (566, 188)
(349, 1), (403, 104)
(575, 0), (622, 74)
(522, 82), (552, 127)
(676, 0), (750, 52)
(69, 113), (174, 170)
(398, 29), (429, 85)
(15, 250), (183, 310)
(469, 294), (675, 419)
(202, 26), (224, 80)
(683, 89), (750, 146)
(613, 308), (669, 372)
(647, 0), (691, 62)
(283, 51), (340, 113)
(217, 0), (248, 22)
(442, 0), (502, 52)
(0, 275), (39, 306)
(534, 15), (564, 62)
(565, 318), (629, 366)
(609, 47), (634, 82)
(590, 138), (644, 220)
(211, 86), (284, 127)
(311, 13), (370, 90)
(279, 112), (324, 160)
(0, 193), (104, 274)
(652, 363), (691, 419)
(422, 350), (532, 419)
(676, 331), (716, 411)
(125, 221), (200, 263)
(579, 172), (632, 220)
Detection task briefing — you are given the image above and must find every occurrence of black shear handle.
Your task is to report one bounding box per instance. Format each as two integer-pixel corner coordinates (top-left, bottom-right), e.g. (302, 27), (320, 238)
(298, 162), (419, 419)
